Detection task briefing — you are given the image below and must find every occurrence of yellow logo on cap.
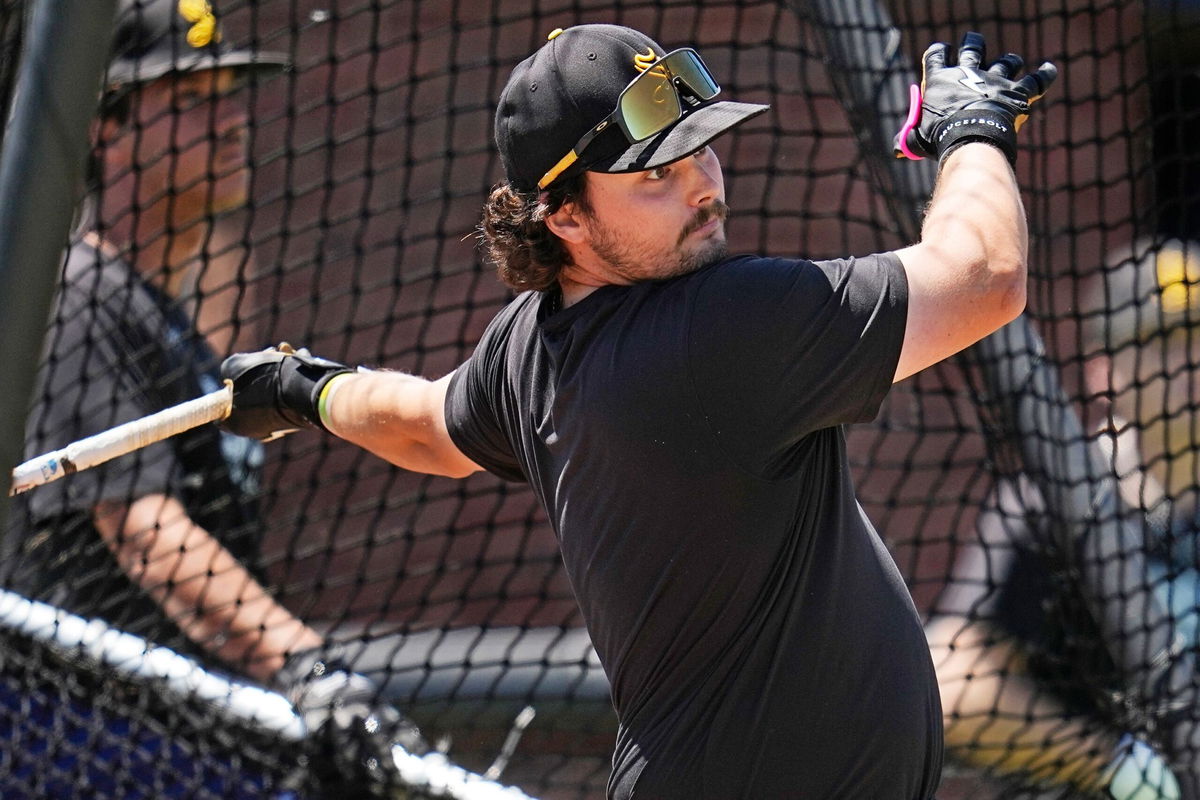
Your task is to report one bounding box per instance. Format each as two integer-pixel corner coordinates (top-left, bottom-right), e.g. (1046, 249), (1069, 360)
(179, 0), (220, 49)
(1155, 244), (1200, 314)
(634, 46), (672, 85)
(633, 47), (660, 72)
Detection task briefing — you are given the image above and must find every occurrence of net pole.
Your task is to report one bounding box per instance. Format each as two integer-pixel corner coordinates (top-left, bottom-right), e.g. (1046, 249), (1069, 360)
(793, 0), (934, 242)
(0, 0), (117, 536)
(799, 0), (1188, 707)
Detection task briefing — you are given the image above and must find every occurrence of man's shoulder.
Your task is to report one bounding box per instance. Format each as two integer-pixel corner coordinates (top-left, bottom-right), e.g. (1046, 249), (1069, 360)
(467, 291), (544, 364)
(694, 253), (819, 282)
(502, 289), (543, 315)
(486, 290), (543, 333)
(701, 251), (901, 277)
(693, 251), (905, 302)
(57, 238), (155, 316)
(681, 253), (825, 303)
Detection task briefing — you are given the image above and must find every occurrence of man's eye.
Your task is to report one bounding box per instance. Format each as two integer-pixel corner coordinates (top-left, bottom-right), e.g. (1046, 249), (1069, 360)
(647, 166), (670, 181)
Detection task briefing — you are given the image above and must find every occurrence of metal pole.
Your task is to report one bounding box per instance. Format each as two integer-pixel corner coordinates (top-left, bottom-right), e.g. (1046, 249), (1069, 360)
(801, 0), (1186, 709)
(0, 0), (118, 537)
(797, 0), (935, 242)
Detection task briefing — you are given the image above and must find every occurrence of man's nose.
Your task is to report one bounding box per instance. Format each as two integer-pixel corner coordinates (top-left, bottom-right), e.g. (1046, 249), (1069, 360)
(683, 150), (722, 205)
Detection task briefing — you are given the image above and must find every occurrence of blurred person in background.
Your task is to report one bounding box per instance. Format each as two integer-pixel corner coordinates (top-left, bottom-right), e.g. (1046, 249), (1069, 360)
(1, 0), (423, 793)
(926, 238), (1200, 800)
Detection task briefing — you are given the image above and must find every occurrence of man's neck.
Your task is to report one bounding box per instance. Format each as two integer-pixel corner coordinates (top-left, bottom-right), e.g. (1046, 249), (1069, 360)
(557, 255), (633, 308)
(557, 276), (602, 309)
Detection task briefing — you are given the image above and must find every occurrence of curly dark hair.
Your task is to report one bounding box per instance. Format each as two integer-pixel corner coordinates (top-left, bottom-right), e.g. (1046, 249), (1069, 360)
(478, 172), (590, 292)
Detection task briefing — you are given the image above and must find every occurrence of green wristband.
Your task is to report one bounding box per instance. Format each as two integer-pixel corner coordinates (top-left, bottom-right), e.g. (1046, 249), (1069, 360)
(317, 372), (354, 429)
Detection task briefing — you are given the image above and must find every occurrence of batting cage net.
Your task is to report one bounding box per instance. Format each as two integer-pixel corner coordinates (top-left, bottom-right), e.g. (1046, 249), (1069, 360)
(0, 0), (1197, 798)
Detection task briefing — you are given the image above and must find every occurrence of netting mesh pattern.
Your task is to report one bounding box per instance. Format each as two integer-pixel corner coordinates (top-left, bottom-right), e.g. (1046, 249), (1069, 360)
(2, 0), (1199, 798)
(0, 626), (303, 799)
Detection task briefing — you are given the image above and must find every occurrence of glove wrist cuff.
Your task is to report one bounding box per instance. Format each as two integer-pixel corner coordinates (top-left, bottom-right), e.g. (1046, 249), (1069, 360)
(934, 108), (1018, 164)
(305, 369), (354, 430)
(317, 372), (355, 430)
(279, 359), (354, 432)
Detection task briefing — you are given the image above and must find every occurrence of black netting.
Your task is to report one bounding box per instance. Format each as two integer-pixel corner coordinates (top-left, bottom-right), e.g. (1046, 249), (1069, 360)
(0, 620), (305, 799)
(2, 0), (1199, 798)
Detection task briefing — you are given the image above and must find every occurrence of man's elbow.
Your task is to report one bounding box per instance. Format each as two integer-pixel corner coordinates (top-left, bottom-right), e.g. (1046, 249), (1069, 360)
(986, 252), (1028, 328)
(436, 459), (483, 479)
(997, 269), (1028, 325)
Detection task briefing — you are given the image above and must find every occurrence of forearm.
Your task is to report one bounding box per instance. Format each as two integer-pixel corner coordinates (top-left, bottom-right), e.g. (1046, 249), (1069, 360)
(220, 347), (481, 476)
(923, 142), (1028, 305)
(94, 494), (323, 682)
(892, 143), (1029, 380)
(321, 369), (479, 477)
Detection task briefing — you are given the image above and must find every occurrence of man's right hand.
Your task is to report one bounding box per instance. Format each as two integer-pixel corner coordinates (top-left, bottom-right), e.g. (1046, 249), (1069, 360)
(220, 345), (353, 440)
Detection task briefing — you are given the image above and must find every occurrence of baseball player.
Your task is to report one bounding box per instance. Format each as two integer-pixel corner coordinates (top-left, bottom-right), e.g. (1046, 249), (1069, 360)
(2, 0), (422, 793)
(221, 25), (1055, 799)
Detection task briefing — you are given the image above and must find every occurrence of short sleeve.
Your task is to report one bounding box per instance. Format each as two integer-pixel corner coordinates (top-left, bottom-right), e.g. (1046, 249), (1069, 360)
(23, 282), (180, 520)
(688, 252), (908, 472)
(444, 306), (528, 484)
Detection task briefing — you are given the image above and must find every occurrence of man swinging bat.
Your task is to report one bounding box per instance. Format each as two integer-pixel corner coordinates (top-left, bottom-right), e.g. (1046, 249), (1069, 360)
(218, 24), (1055, 799)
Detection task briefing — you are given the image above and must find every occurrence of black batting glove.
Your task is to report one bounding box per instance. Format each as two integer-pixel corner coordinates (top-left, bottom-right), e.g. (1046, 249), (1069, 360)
(219, 344), (353, 441)
(894, 31), (1057, 164)
(279, 645), (429, 799)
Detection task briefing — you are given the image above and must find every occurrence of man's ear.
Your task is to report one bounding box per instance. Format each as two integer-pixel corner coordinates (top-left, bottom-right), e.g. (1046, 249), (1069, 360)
(545, 200), (588, 244)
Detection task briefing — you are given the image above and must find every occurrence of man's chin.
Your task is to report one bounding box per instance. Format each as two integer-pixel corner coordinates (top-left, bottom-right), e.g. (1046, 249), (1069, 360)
(694, 238), (729, 268)
(673, 240), (728, 278)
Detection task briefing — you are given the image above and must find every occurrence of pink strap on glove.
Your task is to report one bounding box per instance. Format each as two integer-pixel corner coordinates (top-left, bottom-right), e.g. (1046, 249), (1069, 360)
(895, 84), (924, 161)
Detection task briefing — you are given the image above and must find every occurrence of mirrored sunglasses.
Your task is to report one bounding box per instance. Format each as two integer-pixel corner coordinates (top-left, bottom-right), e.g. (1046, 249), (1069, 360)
(537, 48), (720, 190)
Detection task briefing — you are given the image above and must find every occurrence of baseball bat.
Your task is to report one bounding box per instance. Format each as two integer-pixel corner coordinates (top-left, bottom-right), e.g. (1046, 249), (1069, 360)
(800, 0), (1183, 699)
(9, 382), (233, 497)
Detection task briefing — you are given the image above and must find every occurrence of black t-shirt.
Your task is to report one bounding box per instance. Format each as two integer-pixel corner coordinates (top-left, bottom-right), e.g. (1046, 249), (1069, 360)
(446, 253), (943, 799)
(4, 239), (263, 660)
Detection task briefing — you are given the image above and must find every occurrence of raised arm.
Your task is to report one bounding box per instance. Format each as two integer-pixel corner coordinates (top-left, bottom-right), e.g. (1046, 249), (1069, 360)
(220, 348), (481, 478)
(892, 143), (1026, 382)
(888, 32), (1057, 383)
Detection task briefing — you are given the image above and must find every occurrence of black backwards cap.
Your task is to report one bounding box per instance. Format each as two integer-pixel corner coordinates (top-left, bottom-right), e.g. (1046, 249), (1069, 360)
(105, 0), (289, 90)
(495, 24), (769, 192)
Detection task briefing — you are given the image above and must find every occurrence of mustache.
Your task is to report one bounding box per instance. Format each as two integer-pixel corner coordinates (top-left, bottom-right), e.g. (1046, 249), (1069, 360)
(677, 200), (730, 244)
